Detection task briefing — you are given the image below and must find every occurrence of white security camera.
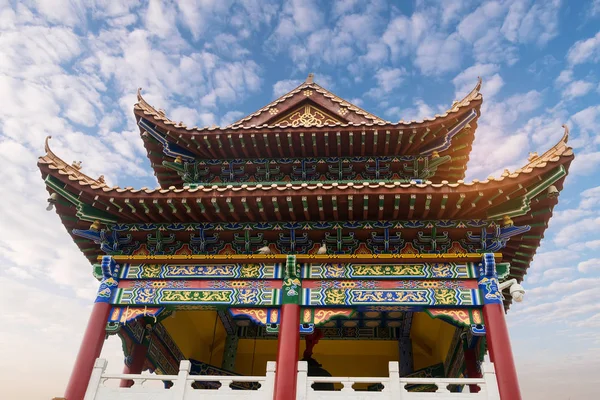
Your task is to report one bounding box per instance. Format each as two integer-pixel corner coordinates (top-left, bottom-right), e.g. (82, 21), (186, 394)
(498, 279), (526, 303)
(509, 283), (525, 302)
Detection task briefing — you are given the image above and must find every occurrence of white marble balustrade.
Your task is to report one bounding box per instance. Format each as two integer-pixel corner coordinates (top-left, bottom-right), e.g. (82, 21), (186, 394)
(83, 358), (275, 400)
(84, 359), (500, 400)
(298, 361), (500, 400)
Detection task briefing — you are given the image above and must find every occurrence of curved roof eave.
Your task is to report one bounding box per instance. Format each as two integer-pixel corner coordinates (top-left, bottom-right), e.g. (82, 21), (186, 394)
(133, 78), (483, 134)
(38, 125), (572, 198)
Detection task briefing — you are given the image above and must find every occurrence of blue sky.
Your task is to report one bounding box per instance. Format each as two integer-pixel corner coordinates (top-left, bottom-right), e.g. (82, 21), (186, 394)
(0, 1), (599, 399)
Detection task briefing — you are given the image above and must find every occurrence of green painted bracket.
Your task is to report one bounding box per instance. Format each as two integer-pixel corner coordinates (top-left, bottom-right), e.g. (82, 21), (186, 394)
(45, 175), (119, 224)
(487, 166), (566, 220)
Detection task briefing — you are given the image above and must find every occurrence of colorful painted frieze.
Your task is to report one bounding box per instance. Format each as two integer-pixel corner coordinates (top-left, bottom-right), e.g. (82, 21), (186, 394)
(302, 262), (478, 279)
(114, 280), (280, 306)
(120, 263), (282, 279)
(301, 280), (482, 307)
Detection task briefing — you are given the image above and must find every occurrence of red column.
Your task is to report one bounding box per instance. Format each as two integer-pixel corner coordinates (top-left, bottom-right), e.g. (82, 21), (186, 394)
(64, 302), (112, 400)
(120, 342), (149, 387)
(483, 303), (522, 400)
(463, 348), (481, 393)
(273, 304), (301, 400)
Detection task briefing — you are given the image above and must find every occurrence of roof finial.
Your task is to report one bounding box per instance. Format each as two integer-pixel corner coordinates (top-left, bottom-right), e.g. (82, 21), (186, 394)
(561, 124), (569, 143)
(137, 87), (143, 101)
(44, 136), (52, 153)
(475, 76), (482, 91)
(306, 73), (314, 84)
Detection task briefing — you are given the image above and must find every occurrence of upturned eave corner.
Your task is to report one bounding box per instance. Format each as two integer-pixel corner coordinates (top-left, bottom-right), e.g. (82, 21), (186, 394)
(38, 136), (109, 191)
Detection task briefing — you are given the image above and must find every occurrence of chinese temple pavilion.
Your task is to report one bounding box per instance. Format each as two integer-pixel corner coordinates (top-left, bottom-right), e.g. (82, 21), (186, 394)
(40, 75), (573, 400)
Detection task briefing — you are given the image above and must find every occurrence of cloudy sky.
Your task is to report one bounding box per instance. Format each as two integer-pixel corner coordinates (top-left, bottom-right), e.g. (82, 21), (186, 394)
(1, 0), (600, 399)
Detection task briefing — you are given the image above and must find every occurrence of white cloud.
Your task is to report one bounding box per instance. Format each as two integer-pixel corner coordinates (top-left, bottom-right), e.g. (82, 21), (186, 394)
(389, 99), (437, 122)
(570, 104), (600, 133)
(453, 63), (504, 98)
(209, 33), (251, 59)
(541, 267), (573, 281)
(467, 90), (543, 178)
(220, 110), (245, 126)
(0, 25), (81, 79)
(373, 67), (406, 92)
(567, 31), (600, 66)
(269, 0), (323, 44)
(578, 258), (600, 273)
(0, 276), (125, 399)
(552, 208), (596, 226)
(272, 79), (303, 98)
(332, 0), (361, 17)
(382, 13), (427, 60)
(457, 2), (505, 43)
(457, 1), (518, 65)
(31, 0), (85, 27)
(415, 32), (464, 75)
(569, 151), (600, 176)
(592, 0), (600, 16)
(520, 113), (566, 148)
(554, 217), (600, 246)
(562, 80), (595, 99)
(569, 239), (600, 251)
(170, 106), (217, 128)
(365, 67), (407, 99)
(555, 69), (573, 86)
(145, 0), (177, 38)
(501, 0), (561, 46)
(526, 249), (580, 279)
(580, 186), (600, 208)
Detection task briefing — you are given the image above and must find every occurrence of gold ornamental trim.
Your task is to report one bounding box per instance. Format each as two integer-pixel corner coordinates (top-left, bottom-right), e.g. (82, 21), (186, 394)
(103, 253), (502, 265)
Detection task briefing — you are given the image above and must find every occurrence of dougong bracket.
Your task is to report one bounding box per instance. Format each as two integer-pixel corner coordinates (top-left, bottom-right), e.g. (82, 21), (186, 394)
(96, 256), (120, 303)
(478, 253), (502, 305)
(73, 227), (136, 255)
(282, 255), (301, 305)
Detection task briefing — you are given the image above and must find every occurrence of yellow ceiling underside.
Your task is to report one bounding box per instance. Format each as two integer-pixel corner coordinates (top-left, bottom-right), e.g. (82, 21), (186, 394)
(160, 310), (457, 376)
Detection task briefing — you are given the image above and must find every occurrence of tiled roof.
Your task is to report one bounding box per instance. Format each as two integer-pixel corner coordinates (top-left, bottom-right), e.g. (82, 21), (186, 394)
(38, 126), (572, 196)
(133, 79), (483, 132)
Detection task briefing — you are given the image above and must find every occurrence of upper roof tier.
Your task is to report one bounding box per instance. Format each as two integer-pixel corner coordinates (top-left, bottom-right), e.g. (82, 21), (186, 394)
(135, 76), (483, 188)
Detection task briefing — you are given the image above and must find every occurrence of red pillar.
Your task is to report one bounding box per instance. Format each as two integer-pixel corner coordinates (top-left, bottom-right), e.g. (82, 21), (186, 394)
(120, 342), (149, 387)
(463, 348), (481, 393)
(273, 303), (300, 400)
(483, 303), (522, 400)
(64, 301), (112, 400)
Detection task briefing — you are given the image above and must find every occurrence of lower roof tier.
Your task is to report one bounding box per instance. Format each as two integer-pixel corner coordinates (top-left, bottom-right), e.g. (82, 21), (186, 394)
(39, 128), (572, 225)
(37, 128), (573, 301)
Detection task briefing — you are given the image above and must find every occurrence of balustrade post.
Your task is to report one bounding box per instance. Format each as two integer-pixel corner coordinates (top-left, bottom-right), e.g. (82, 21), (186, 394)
(387, 362), (402, 400)
(296, 361), (308, 400)
(482, 361), (501, 400)
(82, 358), (107, 400)
(265, 361), (277, 398)
(171, 360), (191, 399)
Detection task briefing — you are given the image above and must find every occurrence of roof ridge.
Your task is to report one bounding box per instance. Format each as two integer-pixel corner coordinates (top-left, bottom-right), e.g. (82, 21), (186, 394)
(133, 79), (483, 133)
(227, 80), (314, 127)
